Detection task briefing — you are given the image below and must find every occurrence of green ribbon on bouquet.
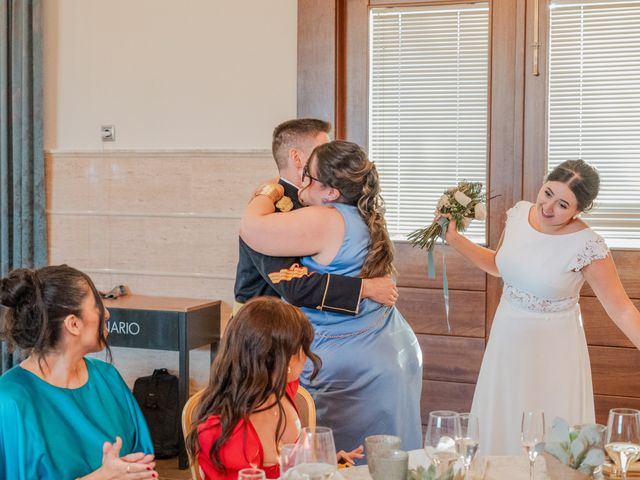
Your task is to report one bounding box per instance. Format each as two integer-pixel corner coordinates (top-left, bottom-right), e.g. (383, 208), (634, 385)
(427, 217), (451, 333)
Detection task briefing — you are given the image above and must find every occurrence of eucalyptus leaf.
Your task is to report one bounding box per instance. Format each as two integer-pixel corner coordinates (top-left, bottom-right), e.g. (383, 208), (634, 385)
(581, 447), (605, 468)
(570, 436), (588, 463)
(545, 441), (571, 465)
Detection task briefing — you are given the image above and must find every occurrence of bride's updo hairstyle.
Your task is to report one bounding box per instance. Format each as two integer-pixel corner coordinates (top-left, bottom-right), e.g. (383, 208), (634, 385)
(546, 159), (600, 212)
(0, 265), (109, 364)
(311, 140), (394, 278)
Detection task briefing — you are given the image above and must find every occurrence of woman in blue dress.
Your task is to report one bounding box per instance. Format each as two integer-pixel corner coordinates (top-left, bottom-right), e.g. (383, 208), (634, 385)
(241, 140), (423, 453)
(0, 265), (156, 480)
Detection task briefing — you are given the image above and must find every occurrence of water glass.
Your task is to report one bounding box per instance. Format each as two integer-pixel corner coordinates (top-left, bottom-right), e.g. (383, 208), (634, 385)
(369, 449), (408, 480)
(456, 413), (480, 478)
(293, 426), (337, 479)
(605, 408), (640, 480)
(425, 410), (461, 477)
(521, 411), (545, 480)
(365, 434), (402, 476)
(280, 443), (300, 475)
(238, 468), (266, 479)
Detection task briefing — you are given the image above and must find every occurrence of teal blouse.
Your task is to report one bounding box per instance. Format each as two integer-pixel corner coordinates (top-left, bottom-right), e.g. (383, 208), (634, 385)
(0, 357), (153, 479)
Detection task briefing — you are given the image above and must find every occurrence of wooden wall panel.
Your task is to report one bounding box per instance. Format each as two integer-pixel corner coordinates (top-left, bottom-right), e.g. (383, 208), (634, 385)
(399, 287), (485, 337)
(589, 346), (640, 397)
(395, 243), (486, 291)
(581, 250), (640, 299)
(343, 0), (369, 146)
(421, 380), (475, 420)
(485, 0), (526, 335)
(595, 394), (640, 426)
(581, 296), (637, 348)
(418, 335), (484, 384)
(297, 0), (337, 124)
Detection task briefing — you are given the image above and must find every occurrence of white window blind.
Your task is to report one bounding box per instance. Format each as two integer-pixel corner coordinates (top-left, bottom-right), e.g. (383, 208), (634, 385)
(369, 3), (489, 241)
(549, 0), (640, 248)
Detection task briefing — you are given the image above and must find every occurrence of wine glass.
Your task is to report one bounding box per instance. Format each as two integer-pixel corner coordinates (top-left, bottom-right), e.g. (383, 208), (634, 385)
(280, 442), (300, 477)
(292, 426), (337, 479)
(521, 411), (545, 480)
(238, 468), (266, 479)
(455, 413), (480, 479)
(605, 408), (640, 480)
(424, 410), (461, 478)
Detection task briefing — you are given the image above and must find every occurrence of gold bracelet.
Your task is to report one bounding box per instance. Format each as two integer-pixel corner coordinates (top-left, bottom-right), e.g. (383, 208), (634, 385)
(254, 183), (284, 204)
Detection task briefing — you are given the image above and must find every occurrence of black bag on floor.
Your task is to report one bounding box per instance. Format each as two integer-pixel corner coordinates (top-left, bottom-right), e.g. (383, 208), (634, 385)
(133, 368), (180, 458)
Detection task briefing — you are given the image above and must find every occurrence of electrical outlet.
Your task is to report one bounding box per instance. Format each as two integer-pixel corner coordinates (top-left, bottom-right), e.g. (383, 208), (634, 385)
(101, 125), (115, 142)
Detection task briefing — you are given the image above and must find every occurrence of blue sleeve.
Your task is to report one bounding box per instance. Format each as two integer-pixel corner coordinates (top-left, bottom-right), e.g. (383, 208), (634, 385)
(0, 394), (40, 480)
(127, 387), (154, 454)
(104, 363), (154, 455)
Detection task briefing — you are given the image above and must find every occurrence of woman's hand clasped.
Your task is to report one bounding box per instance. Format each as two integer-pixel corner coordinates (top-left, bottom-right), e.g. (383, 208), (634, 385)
(96, 437), (157, 480)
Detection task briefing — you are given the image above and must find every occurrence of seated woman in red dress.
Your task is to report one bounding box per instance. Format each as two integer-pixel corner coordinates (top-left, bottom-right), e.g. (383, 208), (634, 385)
(185, 297), (322, 479)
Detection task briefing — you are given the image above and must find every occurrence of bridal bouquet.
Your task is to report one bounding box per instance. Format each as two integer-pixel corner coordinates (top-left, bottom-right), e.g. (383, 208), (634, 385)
(407, 181), (487, 251)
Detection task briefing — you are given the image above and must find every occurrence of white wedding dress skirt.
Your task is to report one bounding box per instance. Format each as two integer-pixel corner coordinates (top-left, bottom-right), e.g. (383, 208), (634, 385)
(471, 299), (595, 455)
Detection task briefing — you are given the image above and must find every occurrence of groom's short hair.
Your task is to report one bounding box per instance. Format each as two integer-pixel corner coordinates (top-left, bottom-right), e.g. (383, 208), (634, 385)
(272, 118), (331, 170)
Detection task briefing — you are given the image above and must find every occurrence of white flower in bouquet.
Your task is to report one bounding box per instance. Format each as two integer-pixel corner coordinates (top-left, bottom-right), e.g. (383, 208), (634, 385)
(453, 190), (472, 207)
(474, 202), (487, 221)
(436, 194), (450, 212)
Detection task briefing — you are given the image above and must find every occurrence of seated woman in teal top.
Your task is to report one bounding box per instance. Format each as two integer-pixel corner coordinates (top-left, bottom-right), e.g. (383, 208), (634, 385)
(0, 265), (156, 480)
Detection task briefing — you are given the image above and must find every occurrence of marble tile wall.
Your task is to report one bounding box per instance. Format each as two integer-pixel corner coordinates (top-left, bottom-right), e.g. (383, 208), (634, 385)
(46, 150), (277, 390)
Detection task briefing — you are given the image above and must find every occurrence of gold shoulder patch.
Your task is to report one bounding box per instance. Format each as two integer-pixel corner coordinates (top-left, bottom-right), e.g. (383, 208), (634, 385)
(268, 263), (312, 284)
(275, 196), (294, 212)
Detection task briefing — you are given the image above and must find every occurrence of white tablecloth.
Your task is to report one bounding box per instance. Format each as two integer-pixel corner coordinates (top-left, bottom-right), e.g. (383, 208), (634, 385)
(338, 449), (594, 480)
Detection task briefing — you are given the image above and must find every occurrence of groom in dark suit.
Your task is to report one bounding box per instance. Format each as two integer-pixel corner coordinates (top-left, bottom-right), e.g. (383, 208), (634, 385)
(233, 118), (397, 315)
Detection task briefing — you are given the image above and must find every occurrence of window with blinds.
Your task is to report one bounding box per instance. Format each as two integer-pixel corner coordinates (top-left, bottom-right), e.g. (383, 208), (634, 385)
(549, 0), (640, 248)
(369, 3), (489, 242)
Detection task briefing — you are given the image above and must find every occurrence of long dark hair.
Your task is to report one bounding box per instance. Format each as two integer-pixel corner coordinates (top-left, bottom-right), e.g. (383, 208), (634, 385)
(0, 264), (111, 370)
(546, 159), (600, 212)
(185, 297), (321, 473)
(312, 140), (394, 277)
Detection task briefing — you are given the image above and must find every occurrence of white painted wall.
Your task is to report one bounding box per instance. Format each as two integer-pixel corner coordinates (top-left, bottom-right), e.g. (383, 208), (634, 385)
(42, 0), (297, 388)
(43, 0), (298, 150)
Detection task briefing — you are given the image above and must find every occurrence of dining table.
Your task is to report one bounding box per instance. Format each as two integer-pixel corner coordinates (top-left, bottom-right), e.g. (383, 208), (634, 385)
(338, 448), (601, 480)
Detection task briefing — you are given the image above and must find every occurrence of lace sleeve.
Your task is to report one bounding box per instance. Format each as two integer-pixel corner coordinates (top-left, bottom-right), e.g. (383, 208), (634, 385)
(570, 235), (610, 272)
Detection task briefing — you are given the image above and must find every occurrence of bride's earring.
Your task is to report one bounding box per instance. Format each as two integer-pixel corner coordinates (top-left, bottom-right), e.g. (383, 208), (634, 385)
(287, 366), (292, 374)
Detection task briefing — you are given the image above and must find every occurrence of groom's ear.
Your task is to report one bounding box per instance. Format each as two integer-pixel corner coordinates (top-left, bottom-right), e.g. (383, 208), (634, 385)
(289, 148), (304, 169)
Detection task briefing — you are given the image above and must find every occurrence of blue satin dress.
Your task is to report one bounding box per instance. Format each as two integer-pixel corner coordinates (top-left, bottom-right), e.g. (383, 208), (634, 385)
(300, 203), (423, 453)
(0, 357), (153, 479)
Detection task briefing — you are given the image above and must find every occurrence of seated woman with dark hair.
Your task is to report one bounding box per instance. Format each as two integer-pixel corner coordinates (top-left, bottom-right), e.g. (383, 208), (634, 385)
(186, 297), (360, 480)
(0, 265), (156, 480)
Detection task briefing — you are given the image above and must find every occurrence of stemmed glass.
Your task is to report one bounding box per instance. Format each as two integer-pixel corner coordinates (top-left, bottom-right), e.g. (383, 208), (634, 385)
(521, 411), (545, 480)
(292, 426), (338, 479)
(605, 408), (640, 480)
(425, 411), (461, 478)
(280, 443), (300, 477)
(238, 468), (266, 479)
(455, 413), (480, 479)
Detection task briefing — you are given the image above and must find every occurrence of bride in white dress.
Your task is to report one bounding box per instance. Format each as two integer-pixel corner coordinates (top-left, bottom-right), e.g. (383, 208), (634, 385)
(442, 160), (640, 455)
